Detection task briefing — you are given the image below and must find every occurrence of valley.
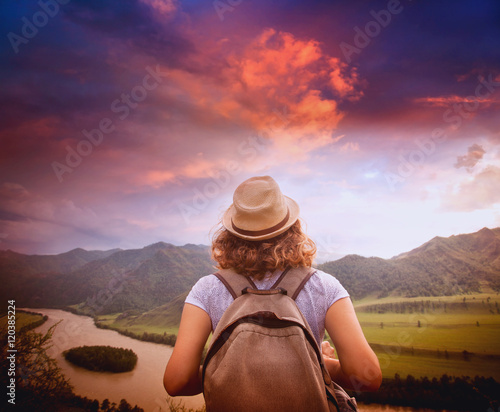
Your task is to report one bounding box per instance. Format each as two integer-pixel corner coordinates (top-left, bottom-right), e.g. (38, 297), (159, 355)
(2, 226), (500, 410)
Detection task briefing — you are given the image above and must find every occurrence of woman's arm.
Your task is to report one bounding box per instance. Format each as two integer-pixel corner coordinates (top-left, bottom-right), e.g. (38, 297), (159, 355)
(163, 303), (212, 396)
(324, 297), (382, 392)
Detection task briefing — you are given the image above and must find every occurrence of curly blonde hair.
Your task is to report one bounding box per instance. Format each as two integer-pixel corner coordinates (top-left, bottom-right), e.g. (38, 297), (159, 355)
(211, 220), (316, 280)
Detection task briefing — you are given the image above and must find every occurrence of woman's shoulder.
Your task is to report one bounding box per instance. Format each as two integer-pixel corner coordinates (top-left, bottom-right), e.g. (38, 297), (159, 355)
(191, 273), (222, 290)
(307, 268), (349, 298)
(186, 273), (231, 308)
(311, 268), (342, 284)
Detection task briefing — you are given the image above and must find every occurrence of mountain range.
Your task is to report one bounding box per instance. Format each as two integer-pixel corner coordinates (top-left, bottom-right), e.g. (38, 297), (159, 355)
(319, 227), (500, 299)
(0, 242), (213, 313)
(1, 227), (499, 314)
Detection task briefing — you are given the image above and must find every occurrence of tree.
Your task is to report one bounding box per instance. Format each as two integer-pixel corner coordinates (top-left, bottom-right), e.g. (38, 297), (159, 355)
(1, 318), (145, 411)
(118, 398), (133, 411)
(0, 322), (73, 409)
(102, 399), (111, 411)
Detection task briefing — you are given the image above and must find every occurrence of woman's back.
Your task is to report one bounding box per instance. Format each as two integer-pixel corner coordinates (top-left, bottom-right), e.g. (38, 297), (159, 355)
(186, 268), (349, 345)
(163, 175), (382, 402)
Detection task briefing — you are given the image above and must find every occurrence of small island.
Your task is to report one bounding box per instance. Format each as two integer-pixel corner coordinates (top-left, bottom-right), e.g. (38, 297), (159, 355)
(63, 345), (138, 373)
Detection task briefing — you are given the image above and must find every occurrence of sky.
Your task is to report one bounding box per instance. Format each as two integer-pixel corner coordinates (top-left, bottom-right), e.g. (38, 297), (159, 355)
(0, 0), (499, 261)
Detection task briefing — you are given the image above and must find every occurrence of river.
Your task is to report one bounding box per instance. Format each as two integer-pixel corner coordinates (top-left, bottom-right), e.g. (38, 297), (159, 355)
(27, 308), (204, 412)
(27, 309), (449, 412)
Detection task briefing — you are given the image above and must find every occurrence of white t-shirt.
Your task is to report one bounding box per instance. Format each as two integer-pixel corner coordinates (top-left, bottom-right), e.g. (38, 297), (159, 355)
(185, 269), (349, 346)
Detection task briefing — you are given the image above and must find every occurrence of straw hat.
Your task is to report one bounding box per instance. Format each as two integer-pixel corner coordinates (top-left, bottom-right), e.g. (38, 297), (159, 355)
(222, 176), (300, 241)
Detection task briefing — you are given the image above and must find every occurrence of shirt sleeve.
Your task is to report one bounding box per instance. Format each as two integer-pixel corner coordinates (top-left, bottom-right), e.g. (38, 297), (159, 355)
(185, 275), (215, 313)
(314, 269), (350, 308)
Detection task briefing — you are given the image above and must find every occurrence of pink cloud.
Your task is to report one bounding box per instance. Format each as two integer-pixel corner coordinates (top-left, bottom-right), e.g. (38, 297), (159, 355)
(441, 165), (500, 212)
(454, 143), (486, 172)
(139, 0), (177, 16)
(340, 141), (360, 152)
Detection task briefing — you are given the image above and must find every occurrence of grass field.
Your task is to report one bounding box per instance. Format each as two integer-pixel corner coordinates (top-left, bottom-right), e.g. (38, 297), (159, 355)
(0, 310), (45, 331)
(354, 293), (500, 380)
(94, 292), (500, 381)
(17, 311), (45, 329)
(96, 312), (179, 336)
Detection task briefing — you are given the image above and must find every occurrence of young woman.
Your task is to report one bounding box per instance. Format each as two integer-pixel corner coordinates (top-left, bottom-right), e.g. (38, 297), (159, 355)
(164, 175), (381, 398)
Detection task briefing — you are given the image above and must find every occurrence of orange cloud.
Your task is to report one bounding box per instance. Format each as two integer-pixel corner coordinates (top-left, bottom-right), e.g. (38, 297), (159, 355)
(138, 156), (242, 188)
(235, 28), (323, 90)
(127, 28), (367, 185)
(156, 28), (364, 168)
(328, 57), (363, 100)
(413, 95), (500, 108)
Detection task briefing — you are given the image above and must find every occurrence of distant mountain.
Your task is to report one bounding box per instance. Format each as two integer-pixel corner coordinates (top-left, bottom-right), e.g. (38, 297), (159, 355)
(75, 243), (213, 313)
(0, 247), (120, 276)
(2, 228), (499, 313)
(318, 227), (500, 299)
(0, 247), (120, 310)
(0, 243), (213, 313)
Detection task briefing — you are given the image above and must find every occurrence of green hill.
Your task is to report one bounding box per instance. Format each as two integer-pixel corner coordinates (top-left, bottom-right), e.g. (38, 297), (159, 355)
(0, 243), (213, 313)
(1, 228), (499, 314)
(75, 244), (213, 313)
(0, 247), (119, 276)
(106, 292), (188, 332)
(318, 227), (500, 299)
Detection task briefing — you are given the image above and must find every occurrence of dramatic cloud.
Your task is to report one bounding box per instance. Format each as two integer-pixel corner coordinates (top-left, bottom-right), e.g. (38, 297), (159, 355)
(1, 0), (500, 257)
(160, 29), (363, 159)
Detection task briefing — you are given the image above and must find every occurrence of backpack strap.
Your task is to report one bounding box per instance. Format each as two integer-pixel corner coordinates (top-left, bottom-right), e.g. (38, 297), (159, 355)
(213, 269), (258, 299)
(214, 267), (315, 300)
(273, 266), (317, 300)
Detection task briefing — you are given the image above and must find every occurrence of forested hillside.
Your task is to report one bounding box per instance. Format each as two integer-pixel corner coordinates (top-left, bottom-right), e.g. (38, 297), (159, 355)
(1, 228), (499, 313)
(0, 247), (119, 276)
(0, 243), (213, 313)
(319, 227), (500, 299)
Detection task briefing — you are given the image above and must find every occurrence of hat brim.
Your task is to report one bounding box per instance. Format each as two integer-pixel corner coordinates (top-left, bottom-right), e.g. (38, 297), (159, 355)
(222, 196), (300, 241)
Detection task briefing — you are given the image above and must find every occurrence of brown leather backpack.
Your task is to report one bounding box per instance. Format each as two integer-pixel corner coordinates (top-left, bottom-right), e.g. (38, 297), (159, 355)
(202, 266), (356, 412)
